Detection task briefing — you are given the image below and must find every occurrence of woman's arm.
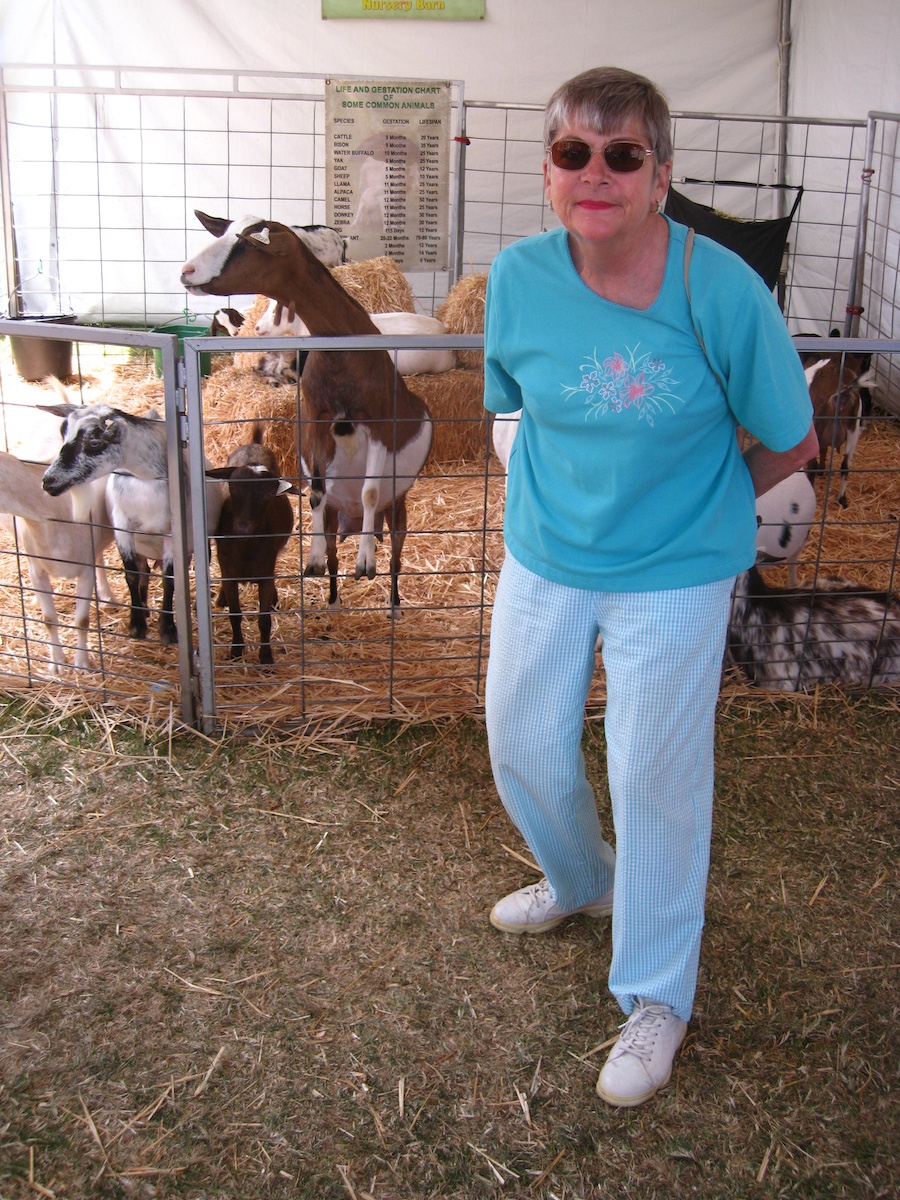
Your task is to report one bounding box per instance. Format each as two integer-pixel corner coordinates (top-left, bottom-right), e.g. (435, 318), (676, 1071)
(743, 421), (819, 498)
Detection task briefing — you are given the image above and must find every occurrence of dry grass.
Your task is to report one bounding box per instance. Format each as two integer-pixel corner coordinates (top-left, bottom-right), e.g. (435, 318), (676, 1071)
(0, 690), (897, 1199)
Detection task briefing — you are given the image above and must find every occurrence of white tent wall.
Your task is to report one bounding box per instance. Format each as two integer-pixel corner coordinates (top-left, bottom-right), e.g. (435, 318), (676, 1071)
(0, 2), (897, 349)
(1, 1), (783, 115)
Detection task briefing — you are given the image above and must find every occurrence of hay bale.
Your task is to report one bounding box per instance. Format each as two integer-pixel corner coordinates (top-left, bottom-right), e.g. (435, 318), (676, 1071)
(410, 369), (488, 465)
(438, 273), (487, 369)
(200, 364), (301, 479)
(230, 258), (416, 376)
(333, 256), (416, 315)
(232, 293), (271, 372)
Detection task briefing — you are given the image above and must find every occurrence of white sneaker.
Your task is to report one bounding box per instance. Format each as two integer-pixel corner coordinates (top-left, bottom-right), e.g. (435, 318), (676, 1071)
(489, 877), (614, 935)
(596, 997), (688, 1107)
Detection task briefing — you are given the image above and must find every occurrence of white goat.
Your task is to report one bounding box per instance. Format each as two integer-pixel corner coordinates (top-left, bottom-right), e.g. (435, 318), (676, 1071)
(0, 450), (114, 673)
(754, 471), (817, 587)
(254, 304), (456, 383)
(40, 403), (224, 645)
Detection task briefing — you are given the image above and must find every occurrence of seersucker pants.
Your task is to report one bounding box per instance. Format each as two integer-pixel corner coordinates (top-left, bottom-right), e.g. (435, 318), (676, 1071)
(485, 553), (735, 1022)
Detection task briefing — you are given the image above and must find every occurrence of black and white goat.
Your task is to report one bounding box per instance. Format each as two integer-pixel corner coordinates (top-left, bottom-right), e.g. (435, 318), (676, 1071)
(180, 211), (433, 613)
(728, 565), (900, 691)
(41, 403), (224, 645)
(207, 424), (296, 664)
(754, 471), (817, 587)
(0, 450), (114, 672)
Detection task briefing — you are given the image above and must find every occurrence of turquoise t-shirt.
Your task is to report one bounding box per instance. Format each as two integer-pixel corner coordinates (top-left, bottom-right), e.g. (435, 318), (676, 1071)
(484, 218), (813, 592)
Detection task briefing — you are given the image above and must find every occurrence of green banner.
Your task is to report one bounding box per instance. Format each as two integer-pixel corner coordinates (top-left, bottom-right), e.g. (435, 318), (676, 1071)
(323, 0), (484, 18)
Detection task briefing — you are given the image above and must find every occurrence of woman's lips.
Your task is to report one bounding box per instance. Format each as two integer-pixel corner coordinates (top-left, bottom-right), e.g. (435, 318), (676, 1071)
(579, 199), (615, 210)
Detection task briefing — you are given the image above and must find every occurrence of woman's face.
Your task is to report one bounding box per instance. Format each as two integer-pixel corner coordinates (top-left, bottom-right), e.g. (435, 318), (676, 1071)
(543, 118), (671, 250)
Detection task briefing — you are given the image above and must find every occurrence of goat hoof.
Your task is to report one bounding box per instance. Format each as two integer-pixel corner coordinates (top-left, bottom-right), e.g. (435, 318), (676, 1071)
(230, 646), (245, 660)
(259, 648), (274, 666)
(129, 624), (148, 640)
(160, 627), (179, 647)
(303, 563), (326, 579)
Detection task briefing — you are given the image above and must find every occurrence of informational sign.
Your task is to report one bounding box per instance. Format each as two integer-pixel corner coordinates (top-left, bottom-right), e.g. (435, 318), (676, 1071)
(322, 1), (484, 19)
(325, 79), (452, 271)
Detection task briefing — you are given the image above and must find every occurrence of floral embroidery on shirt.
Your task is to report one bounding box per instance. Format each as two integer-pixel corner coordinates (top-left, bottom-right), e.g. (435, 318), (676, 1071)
(561, 345), (683, 427)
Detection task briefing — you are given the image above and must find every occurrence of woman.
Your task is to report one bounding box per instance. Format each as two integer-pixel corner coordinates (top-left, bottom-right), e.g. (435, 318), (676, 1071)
(483, 67), (817, 1108)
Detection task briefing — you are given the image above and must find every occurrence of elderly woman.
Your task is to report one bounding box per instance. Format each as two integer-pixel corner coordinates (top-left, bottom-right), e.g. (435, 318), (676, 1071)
(483, 67), (817, 1108)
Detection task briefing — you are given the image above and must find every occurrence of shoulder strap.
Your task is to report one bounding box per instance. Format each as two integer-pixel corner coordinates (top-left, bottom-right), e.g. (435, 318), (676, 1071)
(683, 227), (727, 395)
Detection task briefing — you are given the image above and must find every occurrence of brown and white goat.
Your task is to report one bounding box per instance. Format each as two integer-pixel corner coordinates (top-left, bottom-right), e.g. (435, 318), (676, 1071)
(804, 352), (875, 508)
(180, 211), (433, 612)
(207, 424), (296, 665)
(728, 565), (900, 691)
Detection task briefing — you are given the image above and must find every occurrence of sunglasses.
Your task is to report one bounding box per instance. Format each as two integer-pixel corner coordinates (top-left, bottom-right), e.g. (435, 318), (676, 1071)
(548, 138), (656, 174)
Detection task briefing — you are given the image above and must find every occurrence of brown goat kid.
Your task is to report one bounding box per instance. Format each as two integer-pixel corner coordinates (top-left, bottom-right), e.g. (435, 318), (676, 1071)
(181, 211), (433, 612)
(803, 351), (875, 508)
(207, 425), (296, 665)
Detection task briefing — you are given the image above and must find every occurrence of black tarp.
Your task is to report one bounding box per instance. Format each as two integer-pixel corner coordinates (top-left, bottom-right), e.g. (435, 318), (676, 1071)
(664, 182), (803, 296)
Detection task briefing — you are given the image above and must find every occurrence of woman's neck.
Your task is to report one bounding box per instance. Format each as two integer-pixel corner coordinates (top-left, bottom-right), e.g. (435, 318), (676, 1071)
(569, 213), (669, 310)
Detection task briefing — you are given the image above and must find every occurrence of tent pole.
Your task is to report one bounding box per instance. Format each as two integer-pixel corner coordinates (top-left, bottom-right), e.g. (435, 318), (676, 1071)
(776, 0), (792, 218)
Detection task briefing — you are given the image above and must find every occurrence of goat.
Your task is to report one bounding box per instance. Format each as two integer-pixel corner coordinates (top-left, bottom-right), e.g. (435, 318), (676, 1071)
(253, 304), (456, 384)
(754, 471), (817, 587)
(804, 353), (876, 508)
(40, 403), (224, 645)
(728, 565), (900, 691)
(205, 224), (347, 345)
(180, 211), (433, 613)
(206, 424), (296, 664)
(0, 451), (114, 672)
(210, 307), (245, 337)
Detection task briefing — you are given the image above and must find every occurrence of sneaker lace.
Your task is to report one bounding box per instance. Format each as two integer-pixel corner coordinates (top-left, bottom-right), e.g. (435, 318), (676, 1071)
(616, 1003), (671, 1062)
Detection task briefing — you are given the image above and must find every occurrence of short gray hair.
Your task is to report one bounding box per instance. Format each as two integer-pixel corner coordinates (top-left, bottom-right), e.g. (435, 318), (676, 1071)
(543, 67), (673, 166)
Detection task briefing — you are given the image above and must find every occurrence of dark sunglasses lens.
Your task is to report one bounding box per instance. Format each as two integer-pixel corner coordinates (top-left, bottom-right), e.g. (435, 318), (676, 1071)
(551, 140), (591, 170)
(604, 142), (647, 173)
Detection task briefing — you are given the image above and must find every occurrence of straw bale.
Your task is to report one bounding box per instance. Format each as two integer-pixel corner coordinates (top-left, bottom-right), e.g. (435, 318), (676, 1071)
(409, 369), (488, 465)
(438, 273), (487, 368)
(333, 256), (417, 315)
(235, 294), (272, 338)
(200, 364), (300, 477)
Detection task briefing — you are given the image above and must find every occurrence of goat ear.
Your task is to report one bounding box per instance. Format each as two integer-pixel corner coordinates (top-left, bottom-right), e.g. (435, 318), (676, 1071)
(205, 466), (236, 481)
(195, 210), (231, 237)
(236, 223), (280, 257)
(36, 402), (77, 419)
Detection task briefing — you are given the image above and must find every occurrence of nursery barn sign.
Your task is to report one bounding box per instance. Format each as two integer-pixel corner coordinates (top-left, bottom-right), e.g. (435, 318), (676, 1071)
(322, 0), (484, 17)
(325, 79), (452, 271)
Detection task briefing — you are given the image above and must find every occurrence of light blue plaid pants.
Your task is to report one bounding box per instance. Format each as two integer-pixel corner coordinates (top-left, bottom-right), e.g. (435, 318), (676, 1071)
(485, 553), (735, 1021)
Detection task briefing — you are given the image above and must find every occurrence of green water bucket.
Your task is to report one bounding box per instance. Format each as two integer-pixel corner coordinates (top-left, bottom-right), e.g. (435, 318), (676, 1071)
(153, 322), (212, 378)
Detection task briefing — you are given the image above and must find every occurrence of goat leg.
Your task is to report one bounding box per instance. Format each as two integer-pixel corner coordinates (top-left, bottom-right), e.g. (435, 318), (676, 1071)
(304, 477), (328, 578)
(158, 558), (178, 646)
(26, 560), (66, 674)
(355, 439), (388, 582)
(120, 549), (151, 640)
(386, 493), (408, 614)
(218, 577), (245, 659)
(257, 576), (278, 664)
